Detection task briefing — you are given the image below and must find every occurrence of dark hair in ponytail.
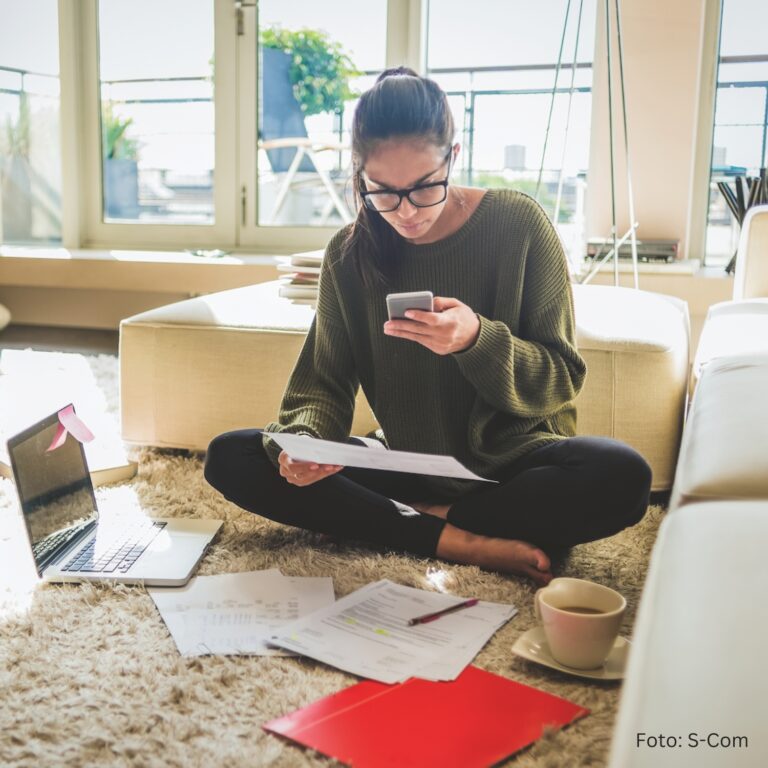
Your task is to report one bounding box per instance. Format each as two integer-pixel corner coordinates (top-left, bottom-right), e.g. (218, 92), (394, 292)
(341, 67), (455, 287)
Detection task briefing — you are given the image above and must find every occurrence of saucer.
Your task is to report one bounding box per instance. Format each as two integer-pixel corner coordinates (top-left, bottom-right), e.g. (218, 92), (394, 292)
(511, 626), (629, 681)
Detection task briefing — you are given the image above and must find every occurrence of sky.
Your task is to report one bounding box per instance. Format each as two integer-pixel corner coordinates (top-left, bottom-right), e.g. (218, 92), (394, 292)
(3, 0), (764, 79)
(719, 0), (768, 57)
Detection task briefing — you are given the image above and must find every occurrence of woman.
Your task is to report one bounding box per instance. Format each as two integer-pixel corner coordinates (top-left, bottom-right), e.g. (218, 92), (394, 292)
(204, 68), (651, 585)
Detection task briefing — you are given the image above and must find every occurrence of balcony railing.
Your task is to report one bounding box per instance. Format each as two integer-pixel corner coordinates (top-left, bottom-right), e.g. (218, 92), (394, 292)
(0, 65), (62, 243)
(3, 60), (597, 241)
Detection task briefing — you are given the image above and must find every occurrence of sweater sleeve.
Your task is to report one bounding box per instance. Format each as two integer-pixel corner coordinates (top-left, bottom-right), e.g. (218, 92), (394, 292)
(451, 198), (586, 419)
(262, 248), (359, 467)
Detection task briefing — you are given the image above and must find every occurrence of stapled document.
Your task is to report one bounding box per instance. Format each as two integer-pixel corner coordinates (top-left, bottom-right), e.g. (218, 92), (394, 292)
(269, 579), (517, 684)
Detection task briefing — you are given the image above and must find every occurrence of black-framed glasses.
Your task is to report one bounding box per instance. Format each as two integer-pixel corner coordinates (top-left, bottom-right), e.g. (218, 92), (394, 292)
(361, 149), (453, 213)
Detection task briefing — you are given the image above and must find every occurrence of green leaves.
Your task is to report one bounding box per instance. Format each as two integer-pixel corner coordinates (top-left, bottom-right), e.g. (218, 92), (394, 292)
(101, 102), (139, 161)
(261, 27), (361, 116)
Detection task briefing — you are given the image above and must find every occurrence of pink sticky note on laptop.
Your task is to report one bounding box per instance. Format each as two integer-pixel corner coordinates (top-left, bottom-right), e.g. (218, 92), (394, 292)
(46, 404), (95, 452)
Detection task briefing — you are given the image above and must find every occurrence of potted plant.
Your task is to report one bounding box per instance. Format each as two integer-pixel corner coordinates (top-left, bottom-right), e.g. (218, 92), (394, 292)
(258, 28), (360, 224)
(260, 27), (361, 119)
(102, 102), (140, 218)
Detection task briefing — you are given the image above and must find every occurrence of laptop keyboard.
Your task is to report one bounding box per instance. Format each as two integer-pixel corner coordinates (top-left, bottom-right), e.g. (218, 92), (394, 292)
(62, 519), (167, 574)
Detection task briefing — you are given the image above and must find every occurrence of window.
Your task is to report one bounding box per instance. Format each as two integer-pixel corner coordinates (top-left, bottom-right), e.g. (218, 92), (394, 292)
(97, 0), (215, 225)
(706, 0), (768, 267)
(2, 2), (602, 254)
(426, 0), (597, 260)
(79, 0), (389, 250)
(0, 0), (62, 245)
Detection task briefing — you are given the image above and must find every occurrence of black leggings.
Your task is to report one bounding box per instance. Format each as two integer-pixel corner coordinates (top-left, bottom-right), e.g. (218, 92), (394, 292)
(204, 430), (652, 559)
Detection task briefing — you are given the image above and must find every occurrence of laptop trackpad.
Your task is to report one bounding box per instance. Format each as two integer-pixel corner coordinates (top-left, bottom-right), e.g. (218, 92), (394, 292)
(128, 517), (220, 579)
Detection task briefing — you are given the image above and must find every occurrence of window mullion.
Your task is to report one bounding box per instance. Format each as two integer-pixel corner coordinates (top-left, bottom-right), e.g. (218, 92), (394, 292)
(213, 0), (239, 243)
(236, 0), (257, 246)
(77, 0), (104, 248)
(57, 0), (87, 248)
(689, 0), (724, 263)
(386, 0), (428, 72)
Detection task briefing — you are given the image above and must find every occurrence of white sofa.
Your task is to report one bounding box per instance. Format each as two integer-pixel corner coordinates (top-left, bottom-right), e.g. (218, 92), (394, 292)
(610, 502), (768, 768)
(120, 281), (690, 491)
(609, 205), (768, 767)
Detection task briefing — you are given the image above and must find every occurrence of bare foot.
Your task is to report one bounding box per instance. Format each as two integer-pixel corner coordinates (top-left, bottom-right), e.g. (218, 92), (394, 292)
(436, 524), (553, 585)
(409, 501), (451, 520)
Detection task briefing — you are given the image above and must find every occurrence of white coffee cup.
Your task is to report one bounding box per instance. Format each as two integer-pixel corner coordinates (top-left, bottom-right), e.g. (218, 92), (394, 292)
(535, 577), (626, 669)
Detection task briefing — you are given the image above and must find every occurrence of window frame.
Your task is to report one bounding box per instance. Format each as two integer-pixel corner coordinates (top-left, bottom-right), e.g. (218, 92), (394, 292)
(692, 0), (768, 267)
(236, 0), (425, 250)
(55, 0), (426, 253)
(22, 0), (741, 268)
(69, 0), (237, 249)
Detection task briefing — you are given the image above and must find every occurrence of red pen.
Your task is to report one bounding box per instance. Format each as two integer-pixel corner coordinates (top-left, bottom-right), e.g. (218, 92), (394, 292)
(407, 597), (480, 626)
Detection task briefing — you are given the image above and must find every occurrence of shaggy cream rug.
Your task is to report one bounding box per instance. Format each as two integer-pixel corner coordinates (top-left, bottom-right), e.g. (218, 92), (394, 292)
(0, 352), (664, 767)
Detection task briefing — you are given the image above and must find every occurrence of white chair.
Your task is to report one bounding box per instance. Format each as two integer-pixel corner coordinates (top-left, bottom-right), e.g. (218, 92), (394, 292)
(259, 136), (352, 225)
(733, 203), (768, 300)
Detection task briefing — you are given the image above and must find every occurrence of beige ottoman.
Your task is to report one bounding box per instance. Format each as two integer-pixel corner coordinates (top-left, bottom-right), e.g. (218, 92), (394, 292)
(670, 353), (768, 509)
(572, 285), (689, 491)
(120, 281), (689, 489)
(119, 281), (377, 450)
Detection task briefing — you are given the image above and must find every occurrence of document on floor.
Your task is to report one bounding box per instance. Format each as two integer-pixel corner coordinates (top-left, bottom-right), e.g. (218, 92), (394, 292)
(264, 432), (496, 482)
(269, 579), (517, 684)
(148, 569), (335, 657)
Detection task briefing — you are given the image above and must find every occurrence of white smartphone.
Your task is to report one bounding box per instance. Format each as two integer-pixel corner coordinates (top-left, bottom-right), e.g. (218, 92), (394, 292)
(385, 291), (434, 320)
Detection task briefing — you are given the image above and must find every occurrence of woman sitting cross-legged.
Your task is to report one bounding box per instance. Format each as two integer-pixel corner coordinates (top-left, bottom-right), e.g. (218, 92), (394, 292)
(204, 68), (652, 586)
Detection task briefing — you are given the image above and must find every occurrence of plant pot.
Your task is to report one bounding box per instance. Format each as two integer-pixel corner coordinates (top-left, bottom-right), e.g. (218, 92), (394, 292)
(104, 158), (140, 219)
(261, 47), (315, 173)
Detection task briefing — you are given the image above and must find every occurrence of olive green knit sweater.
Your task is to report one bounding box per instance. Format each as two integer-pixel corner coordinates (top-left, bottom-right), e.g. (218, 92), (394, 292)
(264, 189), (586, 498)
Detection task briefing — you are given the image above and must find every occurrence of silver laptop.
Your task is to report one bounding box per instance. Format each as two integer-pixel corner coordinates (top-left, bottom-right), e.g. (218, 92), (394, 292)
(7, 405), (222, 586)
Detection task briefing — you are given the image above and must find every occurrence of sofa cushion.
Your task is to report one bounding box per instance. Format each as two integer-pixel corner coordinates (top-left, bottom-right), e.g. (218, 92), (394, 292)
(693, 298), (768, 384)
(671, 353), (768, 507)
(609, 501), (768, 768)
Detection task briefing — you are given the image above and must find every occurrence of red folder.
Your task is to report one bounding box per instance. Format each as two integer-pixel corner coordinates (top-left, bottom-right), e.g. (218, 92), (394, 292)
(263, 665), (589, 767)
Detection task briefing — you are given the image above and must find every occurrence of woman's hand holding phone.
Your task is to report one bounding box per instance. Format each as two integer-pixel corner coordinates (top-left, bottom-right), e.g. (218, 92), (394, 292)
(383, 295), (481, 355)
(278, 451), (343, 486)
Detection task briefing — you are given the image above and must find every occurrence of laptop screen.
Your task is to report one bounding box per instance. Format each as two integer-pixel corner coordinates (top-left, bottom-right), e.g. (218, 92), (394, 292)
(8, 411), (97, 549)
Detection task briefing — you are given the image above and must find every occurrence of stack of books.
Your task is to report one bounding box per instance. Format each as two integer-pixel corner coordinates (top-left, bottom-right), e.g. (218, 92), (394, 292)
(277, 250), (324, 306)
